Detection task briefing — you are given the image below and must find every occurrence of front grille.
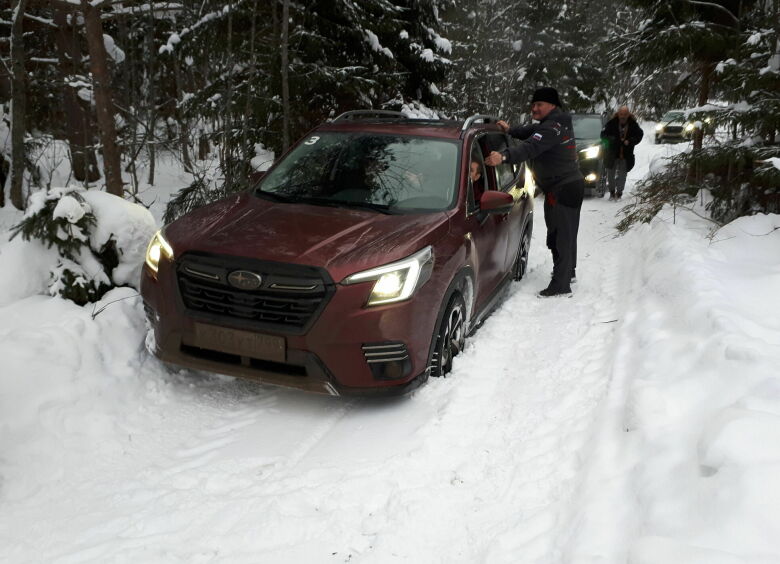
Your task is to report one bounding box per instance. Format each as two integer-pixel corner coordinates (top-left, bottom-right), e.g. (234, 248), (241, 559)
(664, 126), (683, 134)
(176, 253), (333, 334)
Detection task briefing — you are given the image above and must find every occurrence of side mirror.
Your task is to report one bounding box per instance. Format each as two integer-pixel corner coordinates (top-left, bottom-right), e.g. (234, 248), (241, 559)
(479, 190), (514, 214)
(250, 170), (267, 184)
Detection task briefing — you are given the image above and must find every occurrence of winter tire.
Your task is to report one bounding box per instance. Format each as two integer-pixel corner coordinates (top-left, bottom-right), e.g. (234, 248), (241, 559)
(596, 162), (606, 198)
(512, 228), (531, 281)
(430, 293), (466, 378)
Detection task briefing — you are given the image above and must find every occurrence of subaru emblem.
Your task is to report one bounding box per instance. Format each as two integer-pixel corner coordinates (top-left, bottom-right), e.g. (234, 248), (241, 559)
(227, 270), (263, 290)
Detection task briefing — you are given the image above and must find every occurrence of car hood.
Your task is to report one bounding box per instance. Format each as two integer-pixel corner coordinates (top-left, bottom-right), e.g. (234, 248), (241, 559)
(164, 193), (451, 282)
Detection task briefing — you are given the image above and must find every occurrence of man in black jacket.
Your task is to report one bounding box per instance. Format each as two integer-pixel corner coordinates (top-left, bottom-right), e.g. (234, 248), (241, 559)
(601, 106), (643, 200)
(485, 87), (584, 297)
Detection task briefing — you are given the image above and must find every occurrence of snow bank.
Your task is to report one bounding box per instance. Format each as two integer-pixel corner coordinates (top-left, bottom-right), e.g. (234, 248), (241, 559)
(0, 236), (59, 306)
(568, 211), (780, 564)
(0, 188), (156, 306)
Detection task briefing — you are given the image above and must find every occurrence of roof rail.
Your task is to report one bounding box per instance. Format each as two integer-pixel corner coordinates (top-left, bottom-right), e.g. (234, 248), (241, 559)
(461, 114), (499, 131)
(333, 110), (409, 122)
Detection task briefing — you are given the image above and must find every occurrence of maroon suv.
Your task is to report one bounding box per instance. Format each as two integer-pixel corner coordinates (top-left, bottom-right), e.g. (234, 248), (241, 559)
(141, 110), (535, 396)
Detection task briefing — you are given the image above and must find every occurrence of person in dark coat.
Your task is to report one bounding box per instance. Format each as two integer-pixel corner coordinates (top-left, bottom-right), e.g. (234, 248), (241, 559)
(600, 106), (643, 200)
(470, 160), (485, 203)
(485, 87), (584, 297)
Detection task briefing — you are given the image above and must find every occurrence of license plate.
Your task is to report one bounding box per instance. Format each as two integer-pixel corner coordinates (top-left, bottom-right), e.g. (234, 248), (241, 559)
(193, 323), (286, 362)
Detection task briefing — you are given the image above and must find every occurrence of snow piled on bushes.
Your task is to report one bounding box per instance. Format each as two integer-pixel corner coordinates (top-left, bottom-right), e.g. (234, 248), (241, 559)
(0, 187), (155, 306)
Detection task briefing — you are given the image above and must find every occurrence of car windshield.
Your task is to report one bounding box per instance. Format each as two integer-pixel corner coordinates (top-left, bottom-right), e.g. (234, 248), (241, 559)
(571, 115), (602, 139)
(255, 133), (459, 213)
(662, 112), (684, 122)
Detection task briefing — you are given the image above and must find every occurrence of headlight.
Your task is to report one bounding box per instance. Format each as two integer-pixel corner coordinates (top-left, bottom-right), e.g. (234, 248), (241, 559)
(655, 124), (665, 131)
(343, 246), (434, 306)
(579, 145), (600, 160)
(685, 123), (695, 132)
(145, 230), (174, 274)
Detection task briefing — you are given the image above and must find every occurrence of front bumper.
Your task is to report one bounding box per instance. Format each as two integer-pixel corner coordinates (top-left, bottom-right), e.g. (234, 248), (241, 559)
(141, 257), (443, 396)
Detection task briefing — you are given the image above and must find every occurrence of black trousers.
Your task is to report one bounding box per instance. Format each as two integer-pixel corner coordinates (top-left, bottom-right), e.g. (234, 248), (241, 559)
(543, 179), (584, 291)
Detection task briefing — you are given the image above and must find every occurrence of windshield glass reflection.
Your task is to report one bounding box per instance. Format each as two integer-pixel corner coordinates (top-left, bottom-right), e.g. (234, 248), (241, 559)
(572, 116), (603, 139)
(256, 133), (459, 213)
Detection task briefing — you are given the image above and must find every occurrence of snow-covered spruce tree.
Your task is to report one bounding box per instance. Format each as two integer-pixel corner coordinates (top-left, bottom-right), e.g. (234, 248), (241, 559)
(161, 0), (454, 220)
(617, 0), (779, 231)
(288, 0), (452, 123)
(442, 0), (630, 120)
(11, 189), (110, 304)
(9, 187), (156, 305)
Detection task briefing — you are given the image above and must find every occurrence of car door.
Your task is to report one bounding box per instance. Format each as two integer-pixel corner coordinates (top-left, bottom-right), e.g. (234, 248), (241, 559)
(479, 132), (530, 275)
(464, 138), (512, 308)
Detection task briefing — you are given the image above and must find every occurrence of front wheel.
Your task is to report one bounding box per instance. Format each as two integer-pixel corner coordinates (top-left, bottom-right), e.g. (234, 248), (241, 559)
(430, 293), (466, 377)
(595, 162), (606, 198)
(512, 228), (531, 281)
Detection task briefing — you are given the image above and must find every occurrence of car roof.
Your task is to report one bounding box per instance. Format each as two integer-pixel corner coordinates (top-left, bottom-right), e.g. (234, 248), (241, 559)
(316, 110), (503, 139)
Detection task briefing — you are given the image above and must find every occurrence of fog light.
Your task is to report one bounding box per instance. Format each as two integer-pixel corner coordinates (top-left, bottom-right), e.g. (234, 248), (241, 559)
(585, 173), (597, 182)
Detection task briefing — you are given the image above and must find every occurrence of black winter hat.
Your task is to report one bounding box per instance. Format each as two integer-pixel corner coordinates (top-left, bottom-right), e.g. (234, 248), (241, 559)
(531, 87), (563, 108)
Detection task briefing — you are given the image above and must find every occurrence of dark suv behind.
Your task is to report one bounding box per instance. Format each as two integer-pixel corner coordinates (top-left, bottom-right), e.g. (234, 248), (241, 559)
(571, 113), (606, 197)
(141, 111), (535, 396)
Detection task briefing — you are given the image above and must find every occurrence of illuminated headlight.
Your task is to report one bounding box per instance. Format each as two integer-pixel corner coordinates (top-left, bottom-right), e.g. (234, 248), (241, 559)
(579, 145), (600, 160)
(343, 246), (434, 306)
(585, 173), (597, 182)
(704, 117), (712, 124)
(145, 230), (174, 274)
(685, 123), (695, 132)
(655, 124), (665, 131)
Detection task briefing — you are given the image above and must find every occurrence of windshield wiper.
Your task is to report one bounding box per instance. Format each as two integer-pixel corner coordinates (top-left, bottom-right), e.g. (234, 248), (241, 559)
(294, 196), (395, 214)
(254, 189), (394, 214)
(254, 181), (326, 201)
(254, 190), (297, 202)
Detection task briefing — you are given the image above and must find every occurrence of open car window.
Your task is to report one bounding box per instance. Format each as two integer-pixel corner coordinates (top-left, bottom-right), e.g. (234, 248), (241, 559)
(468, 144), (488, 213)
(479, 133), (517, 191)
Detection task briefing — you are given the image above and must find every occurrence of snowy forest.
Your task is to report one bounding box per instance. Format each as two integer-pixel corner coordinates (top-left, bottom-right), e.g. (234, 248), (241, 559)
(2, 1), (777, 213)
(2, 1), (780, 563)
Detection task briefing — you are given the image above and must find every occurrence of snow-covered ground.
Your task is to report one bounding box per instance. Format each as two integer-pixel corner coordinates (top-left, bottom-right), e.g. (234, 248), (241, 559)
(1, 131), (779, 563)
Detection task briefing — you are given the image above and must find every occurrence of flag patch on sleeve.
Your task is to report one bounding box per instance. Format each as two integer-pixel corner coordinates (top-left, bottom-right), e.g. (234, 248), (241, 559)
(532, 133), (543, 141)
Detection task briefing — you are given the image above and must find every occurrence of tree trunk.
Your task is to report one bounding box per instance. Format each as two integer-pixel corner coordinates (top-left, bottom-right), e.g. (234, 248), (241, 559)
(693, 61), (713, 151)
(223, 2), (234, 189)
(173, 54), (193, 173)
(81, 0), (124, 197)
(281, 0), (291, 151)
(145, 2), (156, 185)
(242, 0), (259, 161)
(53, 4), (100, 184)
(9, 0), (29, 210)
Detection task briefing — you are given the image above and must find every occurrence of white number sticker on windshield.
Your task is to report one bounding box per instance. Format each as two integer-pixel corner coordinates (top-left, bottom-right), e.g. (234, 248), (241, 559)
(304, 136), (320, 145)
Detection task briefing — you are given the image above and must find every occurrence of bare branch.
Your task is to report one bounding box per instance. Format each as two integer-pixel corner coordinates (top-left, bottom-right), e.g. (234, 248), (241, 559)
(685, 0), (740, 24)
